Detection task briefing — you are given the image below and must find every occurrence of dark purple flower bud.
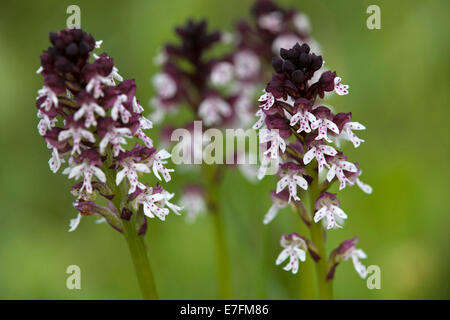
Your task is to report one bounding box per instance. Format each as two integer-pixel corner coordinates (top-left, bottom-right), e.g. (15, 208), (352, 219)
(310, 54), (323, 71)
(280, 48), (290, 60)
(326, 237), (359, 281)
(44, 74), (66, 94)
(266, 114), (291, 138)
(97, 117), (117, 138)
(121, 208), (133, 221)
(40, 29), (95, 76)
(291, 70), (304, 84)
(75, 200), (123, 233)
(298, 52), (309, 68)
(278, 162), (303, 177)
(293, 98), (312, 112)
(313, 106), (333, 120)
(282, 59), (295, 74)
(333, 112), (352, 131)
(44, 127), (70, 151)
(271, 56), (283, 73)
(288, 141), (304, 156)
(270, 189), (290, 203)
(73, 148), (103, 166)
(299, 43), (310, 54)
(319, 71), (337, 91)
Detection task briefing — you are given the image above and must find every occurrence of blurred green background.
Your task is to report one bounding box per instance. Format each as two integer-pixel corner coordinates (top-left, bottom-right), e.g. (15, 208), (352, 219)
(0, 0), (449, 299)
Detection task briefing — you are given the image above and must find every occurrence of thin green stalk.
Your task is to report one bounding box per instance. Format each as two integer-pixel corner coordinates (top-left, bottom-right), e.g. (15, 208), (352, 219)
(123, 219), (159, 300)
(308, 175), (333, 300)
(204, 165), (232, 299)
(103, 152), (159, 300)
(294, 205), (317, 300)
(211, 204), (232, 299)
(258, 226), (271, 299)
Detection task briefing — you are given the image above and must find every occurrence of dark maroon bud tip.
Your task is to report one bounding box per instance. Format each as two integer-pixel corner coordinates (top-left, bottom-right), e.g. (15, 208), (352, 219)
(300, 43), (310, 54)
(54, 56), (72, 72)
(280, 48), (289, 60)
(311, 55), (323, 71)
(293, 42), (302, 53)
(298, 52), (309, 67)
(287, 48), (300, 60)
(78, 41), (90, 55)
(282, 60), (295, 74)
(55, 38), (65, 49)
(65, 43), (79, 56)
(271, 56), (283, 73)
(291, 70), (304, 84)
(49, 32), (58, 45)
(72, 29), (83, 42)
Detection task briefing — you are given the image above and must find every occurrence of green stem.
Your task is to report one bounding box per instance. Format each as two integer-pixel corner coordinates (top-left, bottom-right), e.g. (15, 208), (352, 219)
(211, 204), (232, 299)
(204, 165), (232, 299)
(293, 206), (317, 300)
(308, 176), (334, 300)
(123, 220), (159, 300)
(103, 151), (159, 300)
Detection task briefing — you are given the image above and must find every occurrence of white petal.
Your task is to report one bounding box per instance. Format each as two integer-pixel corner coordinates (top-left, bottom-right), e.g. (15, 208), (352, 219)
(293, 175), (308, 190)
(353, 249), (367, 259)
(331, 205), (347, 219)
(294, 248), (306, 262)
(290, 113), (302, 126)
(92, 167), (106, 183)
(319, 145), (337, 156)
(276, 248), (290, 265)
(259, 129), (271, 143)
(258, 92), (270, 102)
(347, 122), (365, 130)
(314, 207), (327, 223)
(263, 205), (279, 225)
(303, 148), (316, 165)
(290, 255), (299, 274)
(99, 135), (110, 155)
(357, 178), (373, 194)
(116, 168), (126, 186)
(157, 149), (171, 160)
(68, 164), (83, 179)
(306, 112), (316, 123)
(276, 176), (290, 194)
(143, 203), (155, 218)
(68, 213), (82, 232)
(327, 164), (336, 182)
(324, 119), (339, 134)
(81, 130), (96, 143)
(278, 138), (286, 153)
(152, 163), (162, 181)
(134, 163), (150, 173)
(58, 129), (72, 141)
(341, 161), (357, 172)
(352, 257), (368, 278)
